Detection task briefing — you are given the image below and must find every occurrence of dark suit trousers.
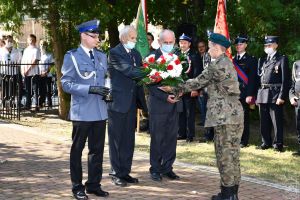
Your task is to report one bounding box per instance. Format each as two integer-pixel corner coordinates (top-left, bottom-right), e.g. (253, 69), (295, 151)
(149, 108), (179, 174)
(240, 100), (250, 145)
(259, 103), (284, 145)
(24, 75), (40, 108)
(178, 95), (196, 139)
(295, 103), (300, 144)
(70, 120), (106, 192)
(108, 104), (136, 178)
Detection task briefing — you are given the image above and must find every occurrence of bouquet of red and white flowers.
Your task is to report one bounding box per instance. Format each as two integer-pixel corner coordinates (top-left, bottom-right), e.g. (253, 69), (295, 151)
(140, 53), (190, 86)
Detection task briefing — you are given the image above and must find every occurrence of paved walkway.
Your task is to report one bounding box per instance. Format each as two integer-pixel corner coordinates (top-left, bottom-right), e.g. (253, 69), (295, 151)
(0, 121), (299, 200)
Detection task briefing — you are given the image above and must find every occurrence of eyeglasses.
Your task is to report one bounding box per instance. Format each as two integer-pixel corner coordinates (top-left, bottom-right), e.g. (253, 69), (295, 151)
(85, 33), (99, 39)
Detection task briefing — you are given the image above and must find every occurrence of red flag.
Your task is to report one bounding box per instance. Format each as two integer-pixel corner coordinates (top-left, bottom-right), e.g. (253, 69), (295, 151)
(213, 0), (249, 84)
(213, 0), (231, 58)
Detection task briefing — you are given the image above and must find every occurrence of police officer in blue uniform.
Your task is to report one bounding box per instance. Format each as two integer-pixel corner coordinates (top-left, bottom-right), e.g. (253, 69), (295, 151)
(61, 19), (110, 199)
(256, 36), (290, 152)
(289, 60), (300, 156)
(233, 35), (258, 147)
(176, 33), (202, 142)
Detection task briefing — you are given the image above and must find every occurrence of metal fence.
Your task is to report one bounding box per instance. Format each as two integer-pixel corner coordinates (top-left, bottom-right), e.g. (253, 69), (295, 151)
(0, 61), (58, 120)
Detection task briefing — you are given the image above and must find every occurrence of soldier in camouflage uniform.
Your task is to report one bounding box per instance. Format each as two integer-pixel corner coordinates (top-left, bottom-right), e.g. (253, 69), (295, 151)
(160, 33), (243, 200)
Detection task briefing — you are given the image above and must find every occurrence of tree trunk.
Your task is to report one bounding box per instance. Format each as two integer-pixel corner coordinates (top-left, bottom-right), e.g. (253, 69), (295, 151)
(107, 19), (119, 48)
(48, 3), (70, 120)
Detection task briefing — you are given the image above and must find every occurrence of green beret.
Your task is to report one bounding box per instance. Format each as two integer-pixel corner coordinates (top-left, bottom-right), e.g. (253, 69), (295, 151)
(208, 33), (231, 48)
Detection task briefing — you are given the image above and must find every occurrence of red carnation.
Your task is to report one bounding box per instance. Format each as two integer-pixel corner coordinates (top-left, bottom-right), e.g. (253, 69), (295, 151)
(174, 59), (181, 65)
(148, 57), (155, 63)
(143, 63), (149, 68)
(160, 59), (166, 64)
(167, 64), (173, 70)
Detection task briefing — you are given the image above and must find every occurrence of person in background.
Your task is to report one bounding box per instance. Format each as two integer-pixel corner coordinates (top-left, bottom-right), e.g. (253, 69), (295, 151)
(176, 33), (202, 142)
(39, 39), (54, 108)
(21, 34), (41, 111)
(289, 60), (300, 156)
(256, 36), (290, 152)
(147, 32), (156, 52)
(233, 34), (258, 148)
(196, 39), (214, 142)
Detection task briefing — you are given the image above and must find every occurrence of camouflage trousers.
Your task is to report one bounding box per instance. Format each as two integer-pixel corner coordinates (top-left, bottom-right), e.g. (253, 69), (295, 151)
(214, 124), (243, 187)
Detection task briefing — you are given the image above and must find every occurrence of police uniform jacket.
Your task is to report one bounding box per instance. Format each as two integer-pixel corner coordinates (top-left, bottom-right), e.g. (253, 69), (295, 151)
(108, 43), (147, 113)
(256, 52), (290, 103)
(148, 49), (183, 114)
(233, 53), (258, 99)
(61, 46), (108, 121)
(289, 60), (300, 100)
(173, 53), (243, 127)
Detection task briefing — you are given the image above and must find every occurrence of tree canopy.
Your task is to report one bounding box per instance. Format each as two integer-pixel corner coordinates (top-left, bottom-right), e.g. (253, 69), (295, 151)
(0, 0), (299, 118)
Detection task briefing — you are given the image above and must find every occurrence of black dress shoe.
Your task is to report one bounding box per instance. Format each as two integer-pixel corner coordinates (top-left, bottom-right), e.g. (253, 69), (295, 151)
(150, 172), (162, 181)
(273, 144), (284, 152)
(86, 188), (109, 197)
(186, 138), (194, 143)
(256, 143), (271, 150)
(73, 191), (88, 200)
(177, 136), (187, 140)
(111, 176), (127, 187)
(122, 174), (139, 183)
(162, 171), (180, 180)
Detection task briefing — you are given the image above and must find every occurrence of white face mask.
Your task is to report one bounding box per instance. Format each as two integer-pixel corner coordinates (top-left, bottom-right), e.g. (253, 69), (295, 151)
(264, 47), (275, 55)
(124, 41), (136, 50)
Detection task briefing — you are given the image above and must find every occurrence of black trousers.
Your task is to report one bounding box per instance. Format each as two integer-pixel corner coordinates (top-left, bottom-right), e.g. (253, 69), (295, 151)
(240, 99), (250, 145)
(1, 74), (17, 101)
(149, 108), (179, 174)
(108, 104), (136, 178)
(178, 95), (196, 139)
(39, 76), (52, 106)
(70, 120), (106, 192)
(295, 103), (300, 145)
(259, 103), (284, 146)
(24, 75), (40, 108)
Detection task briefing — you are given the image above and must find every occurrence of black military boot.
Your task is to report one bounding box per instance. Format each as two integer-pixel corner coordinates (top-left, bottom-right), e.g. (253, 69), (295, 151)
(211, 186), (237, 200)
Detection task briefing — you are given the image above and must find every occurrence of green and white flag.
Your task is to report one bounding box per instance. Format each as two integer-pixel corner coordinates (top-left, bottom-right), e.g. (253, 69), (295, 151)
(135, 1), (149, 58)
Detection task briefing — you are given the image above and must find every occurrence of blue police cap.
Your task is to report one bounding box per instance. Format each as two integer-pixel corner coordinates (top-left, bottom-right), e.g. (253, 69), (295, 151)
(76, 19), (100, 33)
(179, 33), (192, 42)
(234, 34), (248, 44)
(264, 36), (279, 44)
(208, 33), (231, 48)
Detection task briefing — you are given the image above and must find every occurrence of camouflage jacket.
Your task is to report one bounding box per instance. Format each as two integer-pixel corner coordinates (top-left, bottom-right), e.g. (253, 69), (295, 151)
(174, 53), (244, 127)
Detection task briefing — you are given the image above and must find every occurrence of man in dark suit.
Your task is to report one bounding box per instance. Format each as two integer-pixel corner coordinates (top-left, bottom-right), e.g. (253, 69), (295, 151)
(148, 29), (183, 182)
(256, 36), (290, 152)
(289, 60), (300, 156)
(61, 19), (110, 199)
(108, 25), (147, 187)
(176, 33), (202, 142)
(233, 34), (258, 148)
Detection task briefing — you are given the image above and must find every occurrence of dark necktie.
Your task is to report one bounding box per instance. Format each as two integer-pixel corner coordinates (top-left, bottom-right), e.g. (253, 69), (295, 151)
(128, 51), (136, 66)
(89, 50), (95, 64)
(237, 55), (240, 60)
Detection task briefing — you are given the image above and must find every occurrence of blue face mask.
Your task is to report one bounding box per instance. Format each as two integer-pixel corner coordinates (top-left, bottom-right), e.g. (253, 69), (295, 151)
(161, 44), (174, 53)
(124, 41), (136, 49)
